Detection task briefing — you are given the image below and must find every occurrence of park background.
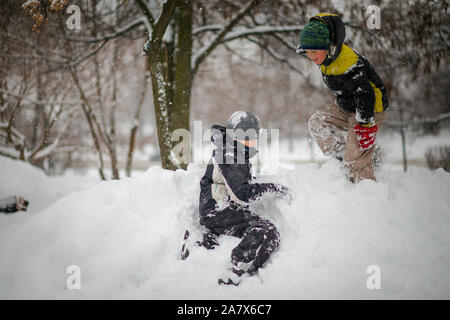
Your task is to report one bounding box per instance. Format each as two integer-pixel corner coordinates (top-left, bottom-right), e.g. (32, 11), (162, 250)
(0, 0), (449, 299)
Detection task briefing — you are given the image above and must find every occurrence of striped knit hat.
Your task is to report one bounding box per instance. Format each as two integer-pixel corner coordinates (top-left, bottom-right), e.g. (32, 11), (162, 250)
(299, 20), (330, 50)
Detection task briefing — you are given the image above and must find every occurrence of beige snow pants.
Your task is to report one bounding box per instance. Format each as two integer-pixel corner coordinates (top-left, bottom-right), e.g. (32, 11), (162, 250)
(308, 104), (386, 182)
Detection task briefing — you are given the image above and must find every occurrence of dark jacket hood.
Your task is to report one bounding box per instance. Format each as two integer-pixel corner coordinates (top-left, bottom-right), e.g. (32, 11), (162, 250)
(309, 13), (346, 66)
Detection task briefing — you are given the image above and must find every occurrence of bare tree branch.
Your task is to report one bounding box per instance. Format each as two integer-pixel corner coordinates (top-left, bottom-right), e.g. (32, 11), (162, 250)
(61, 17), (146, 43)
(0, 89), (82, 106)
(136, 0), (156, 29)
(46, 40), (108, 73)
(245, 36), (318, 90)
(192, 0), (261, 75)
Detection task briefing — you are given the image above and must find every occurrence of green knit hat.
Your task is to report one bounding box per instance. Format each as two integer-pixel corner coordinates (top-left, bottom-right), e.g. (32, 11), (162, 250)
(299, 20), (330, 50)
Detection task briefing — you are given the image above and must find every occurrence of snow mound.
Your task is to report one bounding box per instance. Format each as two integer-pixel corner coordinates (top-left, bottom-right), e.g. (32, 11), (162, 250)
(0, 157), (98, 229)
(1, 158), (450, 299)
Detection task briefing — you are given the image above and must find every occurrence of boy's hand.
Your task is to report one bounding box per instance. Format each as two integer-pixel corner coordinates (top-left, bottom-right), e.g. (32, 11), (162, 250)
(353, 123), (378, 150)
(274, 184), (293, 204)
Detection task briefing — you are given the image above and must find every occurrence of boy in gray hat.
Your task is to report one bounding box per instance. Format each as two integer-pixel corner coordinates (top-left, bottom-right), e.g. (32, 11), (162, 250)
(197, 111), (291, 285)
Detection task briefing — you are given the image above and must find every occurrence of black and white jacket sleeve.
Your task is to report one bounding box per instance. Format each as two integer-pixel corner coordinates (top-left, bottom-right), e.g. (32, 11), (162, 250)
(217, 162), (283, 205)
(346, 61), (376, 124)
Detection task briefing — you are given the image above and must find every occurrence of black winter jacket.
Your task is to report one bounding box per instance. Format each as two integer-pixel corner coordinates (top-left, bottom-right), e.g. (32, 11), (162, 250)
(311, 14), (389, 124)
(198, 125), (281, 223)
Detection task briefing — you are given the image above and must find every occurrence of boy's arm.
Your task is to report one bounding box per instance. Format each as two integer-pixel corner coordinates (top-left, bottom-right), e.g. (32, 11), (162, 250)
(218, 163), (287, 204)
(347, 64), (376, 124)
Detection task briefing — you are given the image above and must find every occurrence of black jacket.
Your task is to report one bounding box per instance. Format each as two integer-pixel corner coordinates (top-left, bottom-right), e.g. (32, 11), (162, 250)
(198, 125), (281, 223)
(311, 14), (389, 124)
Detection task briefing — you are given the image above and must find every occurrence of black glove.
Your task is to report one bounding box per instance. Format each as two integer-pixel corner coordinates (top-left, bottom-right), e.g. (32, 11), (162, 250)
(272, 184), (293, 204)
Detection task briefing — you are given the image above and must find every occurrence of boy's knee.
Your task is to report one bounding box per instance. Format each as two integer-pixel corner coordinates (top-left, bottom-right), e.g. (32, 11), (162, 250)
(245, 219), (279, 243)
(199, 215), (216, 230)
(258, 221), (280, 246)
(308, 111), (326, 135)
(308, 111), (321, 126)
(267, 226), (280, 249)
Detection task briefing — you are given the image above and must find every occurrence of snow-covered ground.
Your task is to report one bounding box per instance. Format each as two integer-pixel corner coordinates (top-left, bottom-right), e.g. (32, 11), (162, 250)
(1, 151), (450, 299)
(0, 159), (99, 230)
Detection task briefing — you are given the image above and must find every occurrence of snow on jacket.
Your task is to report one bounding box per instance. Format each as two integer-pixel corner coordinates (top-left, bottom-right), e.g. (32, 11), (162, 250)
(198, 125), (282, 223)
(313, 13), (389, 124)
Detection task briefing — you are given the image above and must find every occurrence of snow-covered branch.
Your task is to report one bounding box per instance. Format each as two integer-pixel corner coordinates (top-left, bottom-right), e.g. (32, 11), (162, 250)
(0, 146), (21, 160)
(28, 105), (75, 161)
(223, 25), (302, 42)
(192, 24), (302, 39)
(192, 24), (223, 35)
(192, 23), (303, 72)
(0, 121), (26, 143)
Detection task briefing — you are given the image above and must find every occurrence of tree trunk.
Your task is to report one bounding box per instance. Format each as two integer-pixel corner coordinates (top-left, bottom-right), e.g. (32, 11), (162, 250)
(126, 50), (150, 177)
(144, 0), (259, 171)
(149, 49), (179, 170)
(109, 38), (120, 180)
(170, 0), (193, 170)
(70, 69), (106, 180)
(148, 0), (193, 171)
(146, 0), (178, 170)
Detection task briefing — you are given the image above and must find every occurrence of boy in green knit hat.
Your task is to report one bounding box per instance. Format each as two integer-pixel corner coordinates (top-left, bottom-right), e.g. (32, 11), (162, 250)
(297, 13), (389, 182)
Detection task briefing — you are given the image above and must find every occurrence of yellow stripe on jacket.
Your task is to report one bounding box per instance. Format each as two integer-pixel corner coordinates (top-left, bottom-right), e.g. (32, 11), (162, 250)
(321, 44), (383, 113)
(370, 81), (384, 113)
(320, 44), (358, 76)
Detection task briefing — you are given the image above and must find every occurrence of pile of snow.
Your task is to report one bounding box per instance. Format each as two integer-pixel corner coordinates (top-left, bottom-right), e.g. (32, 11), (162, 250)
(0, 158), (99, 229)
(0, 156), (450, 299)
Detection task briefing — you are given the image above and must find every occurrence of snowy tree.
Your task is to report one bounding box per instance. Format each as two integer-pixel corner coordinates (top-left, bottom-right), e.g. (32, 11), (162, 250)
(1, 1), (84, 173)
(20, 0), (311, 171)
(129, 0), (309, 170)
(17, 0), (449, 173)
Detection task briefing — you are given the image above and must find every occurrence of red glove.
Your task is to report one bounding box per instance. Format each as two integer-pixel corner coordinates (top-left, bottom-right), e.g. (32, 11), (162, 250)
(353, 123), (378, 150)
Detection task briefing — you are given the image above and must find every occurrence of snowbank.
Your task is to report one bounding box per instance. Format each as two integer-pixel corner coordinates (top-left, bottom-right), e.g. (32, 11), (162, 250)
(0, 156), (450, 299)
(0, 157), (99, 230)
